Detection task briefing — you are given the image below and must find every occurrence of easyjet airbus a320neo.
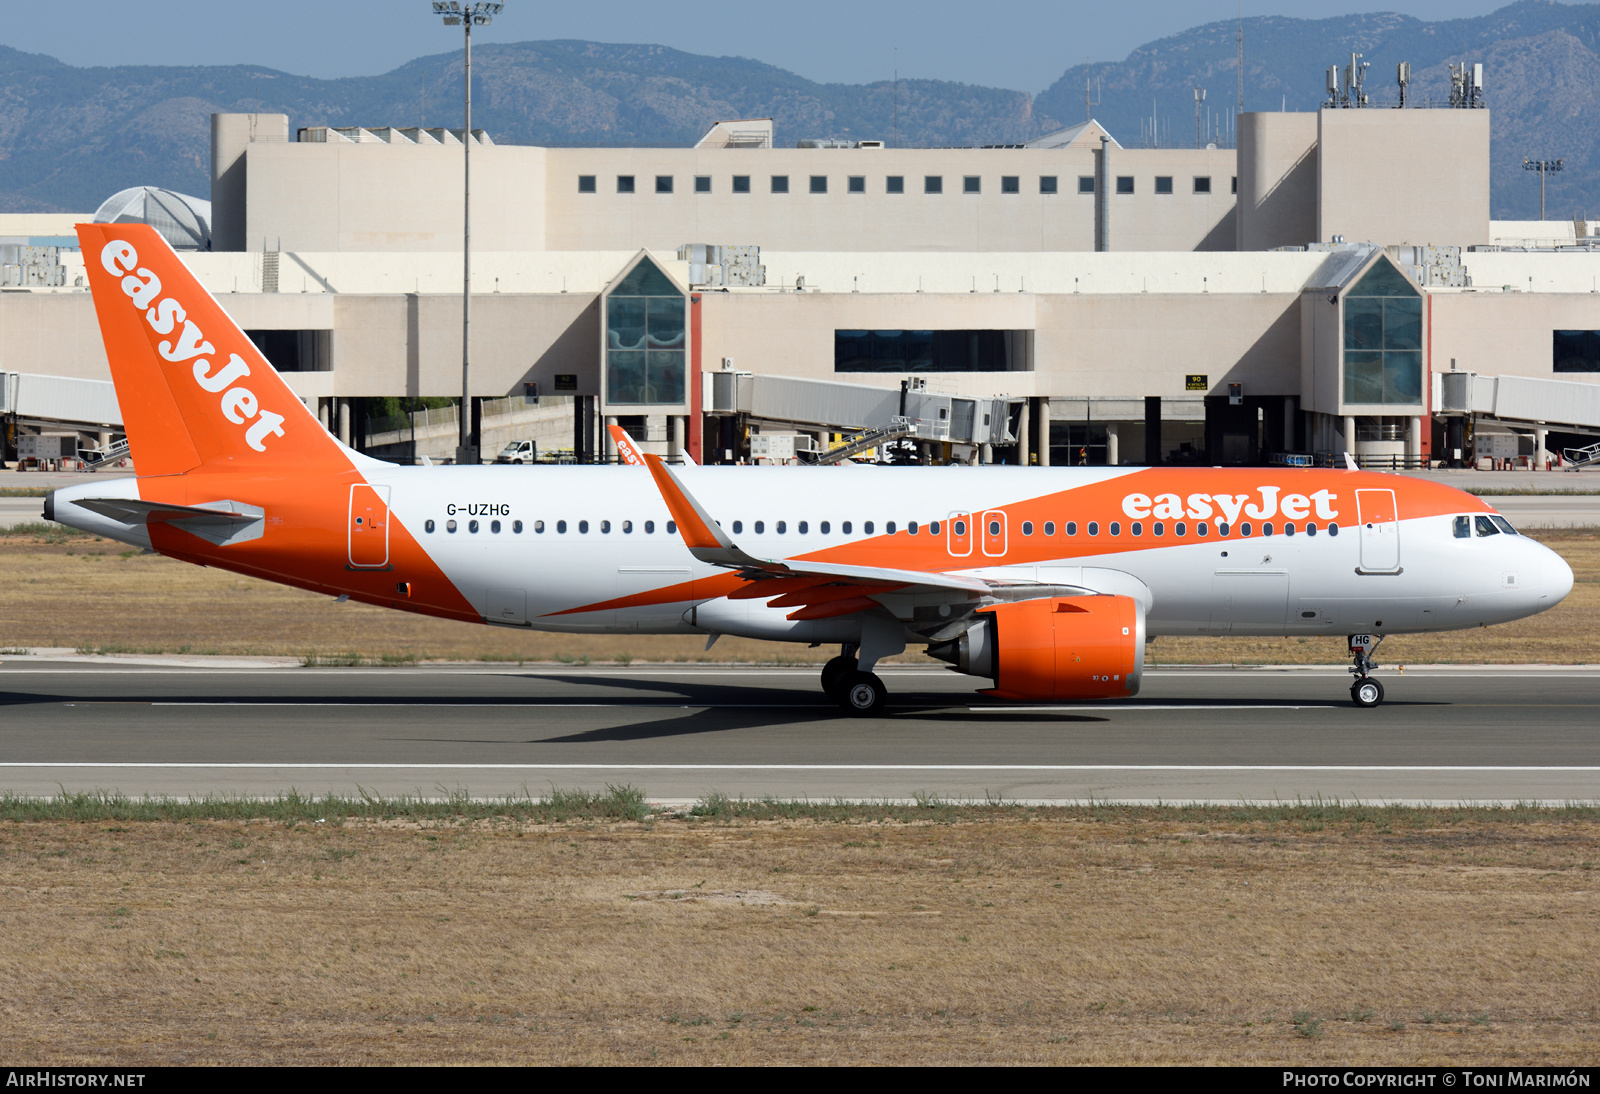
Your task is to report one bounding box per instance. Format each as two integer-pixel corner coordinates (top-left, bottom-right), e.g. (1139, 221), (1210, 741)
(47, 225), (1575, 712)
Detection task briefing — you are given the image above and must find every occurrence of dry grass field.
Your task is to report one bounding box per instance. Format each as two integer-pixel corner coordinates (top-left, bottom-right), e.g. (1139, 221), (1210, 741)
(1, 525), (1596, 665)
(1, 803), (1597, 1065)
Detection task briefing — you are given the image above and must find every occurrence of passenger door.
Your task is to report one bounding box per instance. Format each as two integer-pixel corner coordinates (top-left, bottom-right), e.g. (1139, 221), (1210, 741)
(348, 484), (391, 569)
(981, 510), (1007, 557)
(1356, 488), (1401, 573)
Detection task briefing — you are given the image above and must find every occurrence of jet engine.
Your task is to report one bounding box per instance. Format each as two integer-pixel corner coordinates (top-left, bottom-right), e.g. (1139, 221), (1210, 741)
(928, 595), (1144, 701)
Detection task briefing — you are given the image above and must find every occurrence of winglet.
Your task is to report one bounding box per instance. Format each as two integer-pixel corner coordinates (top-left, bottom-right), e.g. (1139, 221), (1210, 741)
(641, 453), (763, 567)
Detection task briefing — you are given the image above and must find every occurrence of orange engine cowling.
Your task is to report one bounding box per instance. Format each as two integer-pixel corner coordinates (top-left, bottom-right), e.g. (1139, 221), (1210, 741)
(929, 595), (1144, 701)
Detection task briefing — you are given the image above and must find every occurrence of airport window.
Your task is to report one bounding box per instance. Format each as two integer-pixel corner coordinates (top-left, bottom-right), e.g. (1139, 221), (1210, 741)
(1022, 521), (1033, 536)
(447, 520), (457, 533)
(1553, 330), (1600, 372)
(799, 521), (809, 533)
(1344, 259), (1423, 405)
(732, 175), (751, 193)
(843, 521), (853, 534)
(606, 256), (686, 406)
(1154, 176), (1173, 195)
(864, 521), (875, 534)
(1194, 176), (1212, 194)
(425, 519), (435, 533)
(925, 176), (943, 194)
(733, 520), (743, 534)
(655, 176), (673, 194)
(1076, 176), (1093, 194)
(1131, 521), (1142, 536)
(578, 520), (589, 533)
(1001, 176), (1019, 194)
(1110, 521), (1121, 535)
(848, 176), (865, 193)
(776, 520), (787, 534)
(754, 521), (765, 534)
(1116, 176), (1134, 194)
(694, 175), (711, 193)
(617, 175), (635, 193)
(771, 175), (790, 193)
(557, 520), (567, 533)
(963, 176), (980, 194)
(810, 176), (827, 194)
(835, 329), (1027, 372)
(645, 520), (655, 533)
(491, 520), (501, 533)
(578, 175), (596, 193)
(887, 521), (897, 534)
(600, 520), (611, 533)
(1231, 176), (1238, 194)
(887, 175), (905, 194)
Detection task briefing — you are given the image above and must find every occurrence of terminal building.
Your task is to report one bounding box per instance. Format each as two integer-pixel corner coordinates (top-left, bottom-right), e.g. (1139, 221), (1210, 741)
(4, 84), (1600, 470)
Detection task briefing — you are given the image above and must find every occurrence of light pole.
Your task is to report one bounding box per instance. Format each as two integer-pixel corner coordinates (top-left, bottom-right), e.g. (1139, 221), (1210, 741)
(430, 0), (502, 466)
(1523, 158), (1563, 221)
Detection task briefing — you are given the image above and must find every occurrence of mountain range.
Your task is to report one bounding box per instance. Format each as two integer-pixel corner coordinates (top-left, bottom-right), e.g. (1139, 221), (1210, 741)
(0, 0), (1595, 222)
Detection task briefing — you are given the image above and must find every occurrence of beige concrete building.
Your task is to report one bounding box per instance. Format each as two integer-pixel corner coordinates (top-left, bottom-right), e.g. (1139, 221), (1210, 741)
(6, 102), (1599, 471)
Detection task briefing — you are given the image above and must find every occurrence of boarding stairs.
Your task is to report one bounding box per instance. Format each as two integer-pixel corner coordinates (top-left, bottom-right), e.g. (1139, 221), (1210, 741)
(808, 418), (915, 465)
(81, 438), (130, 469)
(1562, 440), (1600, 469)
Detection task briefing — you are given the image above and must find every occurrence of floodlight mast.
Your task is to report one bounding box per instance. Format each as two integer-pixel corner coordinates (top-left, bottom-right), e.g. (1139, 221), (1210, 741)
(1524, 158), (1564, 221)
(429, 1), (504, 465)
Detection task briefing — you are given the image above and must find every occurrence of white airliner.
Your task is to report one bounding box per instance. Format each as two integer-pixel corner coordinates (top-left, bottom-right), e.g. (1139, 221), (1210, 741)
(46, 224), (1575, 712)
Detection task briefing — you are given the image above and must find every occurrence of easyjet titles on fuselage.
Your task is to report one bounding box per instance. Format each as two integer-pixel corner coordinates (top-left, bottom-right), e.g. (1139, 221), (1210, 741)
(1121, 486), (1340, 524)
(99, 239), (287, 453)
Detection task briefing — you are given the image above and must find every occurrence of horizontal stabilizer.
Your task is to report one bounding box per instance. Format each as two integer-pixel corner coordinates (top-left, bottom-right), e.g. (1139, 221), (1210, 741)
(73, 497), (266, 546)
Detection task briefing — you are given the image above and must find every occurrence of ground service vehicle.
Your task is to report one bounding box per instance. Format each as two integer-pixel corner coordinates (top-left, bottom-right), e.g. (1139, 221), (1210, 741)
(495, 440), (536, 465)
(47, 225), (1575, 713)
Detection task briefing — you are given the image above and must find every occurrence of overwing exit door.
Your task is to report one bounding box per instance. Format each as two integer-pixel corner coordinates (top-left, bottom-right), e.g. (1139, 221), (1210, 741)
(1356, 488), (1400, 573)
(348, 484), (391, 568)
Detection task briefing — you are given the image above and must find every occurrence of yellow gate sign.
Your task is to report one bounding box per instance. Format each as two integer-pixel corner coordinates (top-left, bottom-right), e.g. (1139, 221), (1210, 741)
(1185, 374), (1209, 391)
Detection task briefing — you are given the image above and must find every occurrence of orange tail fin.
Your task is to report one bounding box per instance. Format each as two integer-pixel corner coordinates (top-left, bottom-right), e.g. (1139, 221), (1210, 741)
(77, 223), (350, 477)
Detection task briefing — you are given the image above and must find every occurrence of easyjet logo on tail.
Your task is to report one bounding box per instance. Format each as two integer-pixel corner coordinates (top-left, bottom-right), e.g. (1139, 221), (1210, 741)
(1121, 487), (1340, 523)
(100, 240), (286, 453)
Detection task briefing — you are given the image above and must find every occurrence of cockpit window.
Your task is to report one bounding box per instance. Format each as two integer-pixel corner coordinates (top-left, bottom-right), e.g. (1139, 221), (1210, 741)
(1490, 515), (1519, 536)
(1453, 515), (1471, 539)
(1474, 515), (1500, 537)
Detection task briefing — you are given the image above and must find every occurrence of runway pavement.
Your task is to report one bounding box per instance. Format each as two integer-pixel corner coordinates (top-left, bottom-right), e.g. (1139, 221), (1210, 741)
(1, 661), (1596, 804)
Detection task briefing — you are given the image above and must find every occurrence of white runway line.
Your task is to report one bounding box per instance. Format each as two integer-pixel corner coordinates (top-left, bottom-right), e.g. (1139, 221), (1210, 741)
(3, 763), (1598, 772)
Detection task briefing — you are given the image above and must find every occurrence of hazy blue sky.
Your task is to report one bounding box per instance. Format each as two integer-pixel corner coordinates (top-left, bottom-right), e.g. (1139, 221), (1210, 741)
(4, 0), (1528, 91)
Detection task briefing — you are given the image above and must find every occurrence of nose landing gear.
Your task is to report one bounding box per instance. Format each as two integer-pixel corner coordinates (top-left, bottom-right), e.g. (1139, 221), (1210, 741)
(1348, 633), (1386, 708)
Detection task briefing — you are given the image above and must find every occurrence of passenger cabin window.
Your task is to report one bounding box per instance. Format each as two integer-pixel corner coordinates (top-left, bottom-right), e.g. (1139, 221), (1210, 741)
(645, 521), (655, 533)
(425, 519), (435, 533)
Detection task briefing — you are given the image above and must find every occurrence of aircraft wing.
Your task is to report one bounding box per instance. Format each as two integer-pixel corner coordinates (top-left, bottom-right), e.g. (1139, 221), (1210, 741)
(642, 453), (1016, 621)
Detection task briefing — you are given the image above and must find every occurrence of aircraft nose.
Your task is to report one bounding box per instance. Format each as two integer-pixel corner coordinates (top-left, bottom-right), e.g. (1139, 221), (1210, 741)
(1545, 549), (1575, 606)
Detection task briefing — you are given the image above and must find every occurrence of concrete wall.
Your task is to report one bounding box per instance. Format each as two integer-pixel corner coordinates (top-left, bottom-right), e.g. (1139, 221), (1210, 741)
(1431, 291), (1600, 385)
(1236, 112), (1318, 251)
(1318, 109), (1491, 247)
(211, 113), (288, 253)
(242, 141), (547, 253)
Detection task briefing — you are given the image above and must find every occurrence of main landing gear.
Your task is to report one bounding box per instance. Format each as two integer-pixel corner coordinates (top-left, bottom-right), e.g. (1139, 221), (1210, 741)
(1348, 633), (1386, 708)
(821, 645), (888, 716)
